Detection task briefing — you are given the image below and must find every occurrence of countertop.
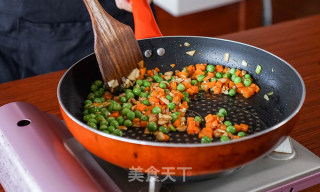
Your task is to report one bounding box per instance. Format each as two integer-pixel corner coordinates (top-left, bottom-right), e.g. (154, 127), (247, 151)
(0, 14), (320, 191)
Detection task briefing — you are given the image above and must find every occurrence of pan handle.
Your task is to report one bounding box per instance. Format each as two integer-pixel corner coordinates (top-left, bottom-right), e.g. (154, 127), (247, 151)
(130, 0), (163, 39)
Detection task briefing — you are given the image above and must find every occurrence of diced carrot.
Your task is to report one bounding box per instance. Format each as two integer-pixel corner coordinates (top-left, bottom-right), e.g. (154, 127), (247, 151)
(229, 81), (235, 88)
(177, 71), (188, 79)
(234, 124), (241, 132)
(236, 83), (244, 88)
(164, 134), (170, 141)
(145, 87), (150, 92)
(235, 69), (241, 77)
(170, 82), (177, 90)
(186, 88), (194, 95)
(103, 91), (113, 100)
(212, 120), (219, 127)
(173, 117), (181, 127)
(171, 90), (184, 98)
(240, 124), (249, 132)
(193, 69), (205, 77)
(198, 127), (213, 139)
(205, 114), (214, 122)
(140, 121), (148, 127)
(215, 65), (224, 72)
(223, 67), (229, 74)
(215, 80), (223, 88)
(149, 97), (160, 104)
(233, 135), (240, 139)
(203, 72), (215, 81)
(147, 70), (154, 77)
(133, 118), (141, 124)
(191, 86), (199, 94)
(172, 95), (181, 103)
(187, 65), (195, 75)
(138, 68), (147, 79)
(92, 103), (99, 106)
(219, 124), (227, 130)
(170, 64), (176, 68)
(213, 87), (221, 94)
(154, 67), (160, 72)
(182, 81), (192, 89)
(136, 103), (148, 112)
(150, 91), (158, 97)
(195, 63), (206, 71)
(109, 112), (119, 118)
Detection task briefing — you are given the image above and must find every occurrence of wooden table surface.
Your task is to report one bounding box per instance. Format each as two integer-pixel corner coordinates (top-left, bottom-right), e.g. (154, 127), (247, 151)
(1, 14), (320, 191)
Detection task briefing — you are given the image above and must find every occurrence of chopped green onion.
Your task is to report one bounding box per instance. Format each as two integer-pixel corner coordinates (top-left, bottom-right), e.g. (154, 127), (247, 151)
(256, 65), (262, 74)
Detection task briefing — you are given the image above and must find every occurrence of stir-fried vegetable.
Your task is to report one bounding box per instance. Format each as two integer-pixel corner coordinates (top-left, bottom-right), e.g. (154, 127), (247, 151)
(82, 63), (259, 142)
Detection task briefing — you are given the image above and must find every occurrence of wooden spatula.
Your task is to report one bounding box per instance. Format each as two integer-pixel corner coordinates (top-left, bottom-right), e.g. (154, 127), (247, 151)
(83, 0), (143, 90)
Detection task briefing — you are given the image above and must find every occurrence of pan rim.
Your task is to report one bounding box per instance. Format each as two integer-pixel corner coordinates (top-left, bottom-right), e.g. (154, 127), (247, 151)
(57, 36), (306, 148)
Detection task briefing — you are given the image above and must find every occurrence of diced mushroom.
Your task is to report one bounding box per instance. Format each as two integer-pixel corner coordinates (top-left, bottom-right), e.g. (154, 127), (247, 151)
(242, 60), (248, 67)
(241, 70), (247, 76)
(128, 68), (140, 81)
(158, 114), (172, 125)
(108, 79), (119, 88)
(156, 131), (165, 141)
(144, 128), (151, 134)
(164, 71), (173, 80)
(184, 42), (190, 47)
(148, 114), (157, 122)
(176, 126), (187, 132)
(219, 78), (228, 83)
(186, 50), (196, 56)
(224, 53), (230, 62)
(160, 97), (169, 105)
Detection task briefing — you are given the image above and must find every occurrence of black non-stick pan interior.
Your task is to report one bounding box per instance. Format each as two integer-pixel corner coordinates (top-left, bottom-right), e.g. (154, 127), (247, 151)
(60, 37), (304, 143)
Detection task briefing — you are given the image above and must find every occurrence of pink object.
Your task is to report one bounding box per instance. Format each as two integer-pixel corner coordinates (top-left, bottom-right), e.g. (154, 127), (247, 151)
(0, 102), (120, 192)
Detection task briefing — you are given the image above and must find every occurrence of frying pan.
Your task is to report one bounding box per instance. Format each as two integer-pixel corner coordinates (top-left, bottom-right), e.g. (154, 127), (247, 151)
(57, 1), (305, 177)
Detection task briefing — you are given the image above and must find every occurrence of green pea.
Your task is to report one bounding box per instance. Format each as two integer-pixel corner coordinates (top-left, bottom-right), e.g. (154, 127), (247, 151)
(165, 89), (170, 94)
(166, 95), (173, 101)
(229, 89), (236, 96)
(197, 75), (205, 82)
(88, 118), (98, 124)
(224, 121), (232, 126)
(96, 114), (105, 122)
(219, 108), (227, 116)
(216, 112), (224, 118)
(84, 103), (91, 110)
(119, 96), (127, 103)
(229, 68), (236, 74)
(106, 126), (115, 132)
(206, 65), (215, 72)
(182, 97), (190, 102)
(124, 119), (133, 127)
(174, 111), (181, 116)
(201, 136), (212, 143)
(127, 111), (135, 120)
(122, 103), (132, 110)
(112, 103), (122, 111)
(226, 126), (236, 134)
(170, 126), (176, 132)
(87, 122), (97, 129)
(177, 83), (185, 91)
(231, 74), (237, 81)
(139, 92), (148, 98)
(244, 74), (251, 79)
(87, 93), (95, 100)
(135, 111), (142, 118)
(94, 80), (103, 87)
(88, 114), (96, 119)
(223, 73), (231, 78)
(121, 108), (130, 116)
(100, 121), (109, 127)
(234, 76), (242, 84)
(110, 120), (119, 128)
(215, 72), (223, 79)
(210, 77), (217, 82)
(94, 91), (103, 97)
(100, 97), (106, 102)
(159, 82), (166, 89)
(140, 86), (146, 92)
(182, 92), (189, 97)
(83, 109), (89, 116)
(84, 100), (93, 105)
(113, 129), (123, 136)
(133, 87), (142, 96)
(220, 135), (230, 142)
(244, 79), (252, 87)
(171, 113), (178, 123)
(89, 107), (99, 114)
(93, 98), (102, 103)
(143, 81), (151, 87)
(153, 75), (163, 83)
(83, 115), (90, 122)
(159, 126), (168, 134)
(255, 65), (262, 74)
(238, 132), (246, 137)
(125, 92), (135, 100)
(107, 117), (115, 123)
(102, 130), (110, 134)
(152, 106), (161, 114)
(142, 99), (150, 106)
(136, 79), (143, 86)
(91, 84), (98, 92)
(100, 124), (108, 131)
(195, 116), (202, 123)
(147, 122), (158, 132)
(191, 80), (197, 85)
(117, 116), (125, 125)
(140, 115), (148, 121)
(168, 102), (175, 110)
